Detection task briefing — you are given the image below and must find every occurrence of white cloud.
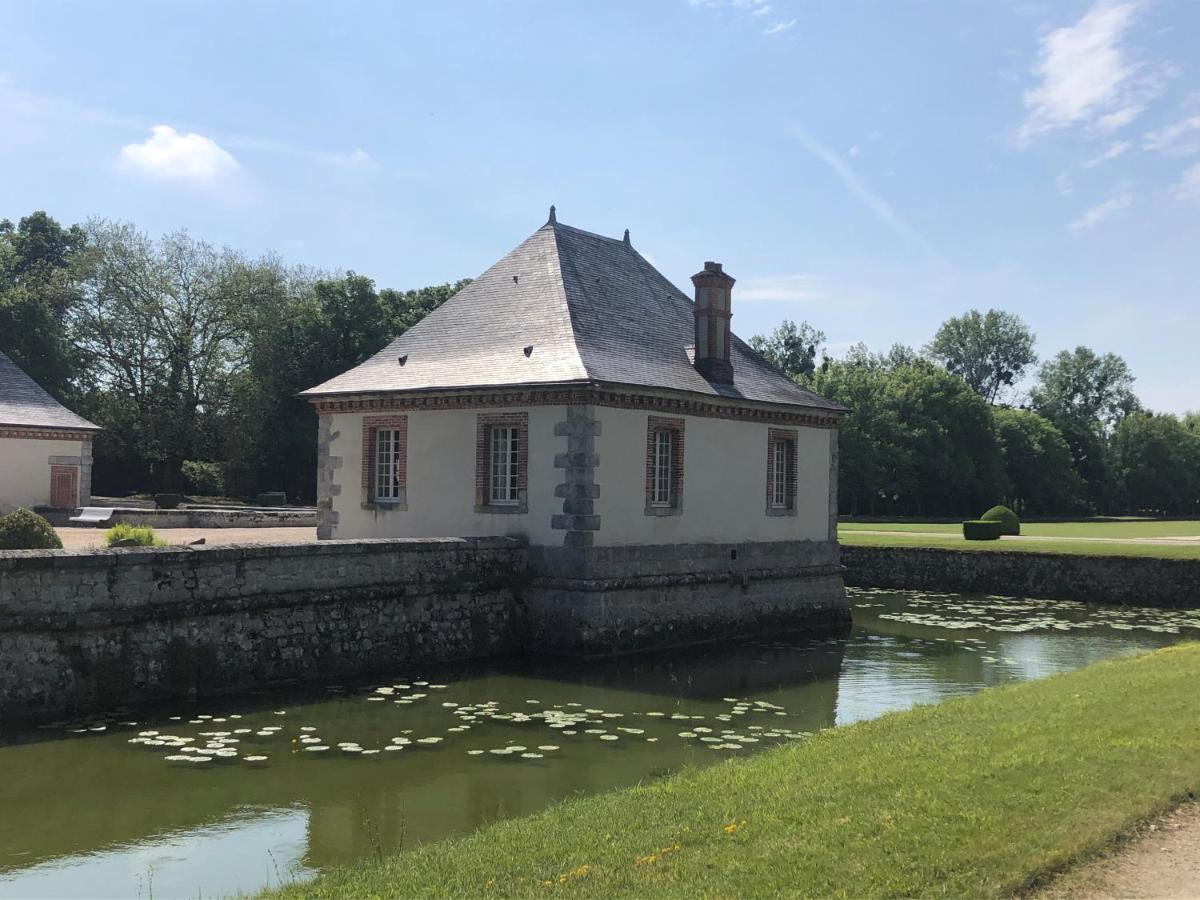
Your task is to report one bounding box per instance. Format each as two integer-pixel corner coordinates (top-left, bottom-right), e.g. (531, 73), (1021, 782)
(688, 0), (796, 38)
(738, 275), (821, 302)
(1020, 1), (1145, 141)
(119, 125), (238, 183)
(1082, 139), (1131, 167)
(763, 18), (796, 35)
(1144, 115), (1200, 154)
(1173, 162), (1200, 201)
(1069, 191), (1132, 229)
(787, 125), (946, 265)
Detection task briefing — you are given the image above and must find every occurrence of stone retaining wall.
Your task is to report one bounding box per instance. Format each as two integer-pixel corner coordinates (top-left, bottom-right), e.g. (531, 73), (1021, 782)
(0, 538), (524, 720)
(99, 507), (318, 529)
(842, 545), (1200, 607)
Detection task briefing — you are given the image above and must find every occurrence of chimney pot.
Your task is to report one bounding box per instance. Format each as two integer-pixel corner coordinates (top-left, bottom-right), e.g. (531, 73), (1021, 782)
(690, 260), (735, 384)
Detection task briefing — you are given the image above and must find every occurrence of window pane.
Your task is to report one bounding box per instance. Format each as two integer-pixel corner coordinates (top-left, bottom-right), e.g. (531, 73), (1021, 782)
(653, 429), (672, 505)
(489, 425), (519, 504)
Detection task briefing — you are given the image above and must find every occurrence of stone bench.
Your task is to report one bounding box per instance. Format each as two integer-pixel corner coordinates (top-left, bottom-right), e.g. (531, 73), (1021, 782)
(68, 507), (115, 526)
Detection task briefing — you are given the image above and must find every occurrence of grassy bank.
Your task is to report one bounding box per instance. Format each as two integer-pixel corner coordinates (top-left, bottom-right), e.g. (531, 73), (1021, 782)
(839, 529), (1200, 559)
(265, 644), (1200, 898)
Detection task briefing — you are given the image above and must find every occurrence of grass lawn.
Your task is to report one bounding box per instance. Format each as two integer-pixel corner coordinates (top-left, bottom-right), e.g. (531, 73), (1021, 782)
(264, 644), (1200, 899)
(839, 530), (1200, 559)
(840, 519), (1200, 539)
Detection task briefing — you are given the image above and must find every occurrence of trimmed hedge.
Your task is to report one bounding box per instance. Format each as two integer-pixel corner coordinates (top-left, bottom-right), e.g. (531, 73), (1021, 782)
(963, 519), (1003, 541)
(0, 508), (63, 550)
(981, 505), (1021, 536)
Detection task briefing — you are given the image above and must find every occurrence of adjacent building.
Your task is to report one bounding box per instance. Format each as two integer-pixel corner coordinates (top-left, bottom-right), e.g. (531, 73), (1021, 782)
(302, 211), (848, 651)
(0, 351), (100, 514)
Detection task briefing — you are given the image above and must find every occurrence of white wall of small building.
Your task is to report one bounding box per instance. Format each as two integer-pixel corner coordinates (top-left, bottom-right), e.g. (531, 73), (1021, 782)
(0, 436), (83, 513)
(591, 407), (832, 546)
(325, 403), (834, 548)
(327, 406), (565, 544)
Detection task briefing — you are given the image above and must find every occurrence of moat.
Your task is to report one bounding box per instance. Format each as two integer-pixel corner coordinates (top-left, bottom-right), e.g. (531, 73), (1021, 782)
(3, 587), (1197, 899)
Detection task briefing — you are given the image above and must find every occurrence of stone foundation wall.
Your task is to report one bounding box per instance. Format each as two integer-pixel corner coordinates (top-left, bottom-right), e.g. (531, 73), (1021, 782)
(0, 538), (524, 720)
(96, 507), (318, 529)
(526, 540), (849, 655)
(842, 545), (1200, 607)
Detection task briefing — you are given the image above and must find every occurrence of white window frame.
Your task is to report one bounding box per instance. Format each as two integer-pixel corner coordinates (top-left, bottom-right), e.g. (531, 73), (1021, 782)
(374, 427), (403, 502)
(651, 428), (673, 507)
(771, 439), (789, 509)
(488, 425), (520, 505)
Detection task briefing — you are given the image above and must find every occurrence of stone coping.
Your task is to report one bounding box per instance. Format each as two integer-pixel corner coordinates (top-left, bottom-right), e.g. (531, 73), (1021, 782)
(0, 535), (525, 568)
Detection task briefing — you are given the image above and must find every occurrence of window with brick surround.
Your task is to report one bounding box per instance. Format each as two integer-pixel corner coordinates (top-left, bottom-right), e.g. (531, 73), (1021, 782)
(765, 428), (798, 516)
(361, 416), (408, 508)
(644, 416), (684, 516)
(475, 412), (528, 513)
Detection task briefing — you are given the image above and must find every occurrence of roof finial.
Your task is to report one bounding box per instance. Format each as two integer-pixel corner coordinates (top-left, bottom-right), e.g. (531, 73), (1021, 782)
(548, 204), (557, 225)
(623, 228), (630, 245)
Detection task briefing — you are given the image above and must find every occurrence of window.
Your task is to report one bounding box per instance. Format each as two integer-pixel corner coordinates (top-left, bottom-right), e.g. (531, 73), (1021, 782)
(488, 425), (520, 505)
(644, 416), (684, 516)
(765, 428), (797, 516)
(375, 427), (404, 501)
(361, 416), (407, 509)
(475, 412), (528, 513)
(771, 439), (789, 508)
(651, 429), (673, 506)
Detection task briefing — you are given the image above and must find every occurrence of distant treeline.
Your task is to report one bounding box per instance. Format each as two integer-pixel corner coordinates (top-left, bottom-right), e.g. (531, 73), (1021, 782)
(751, 316), (1200, 517)
(0, 211), (467, 502)
(4, 211), (1197, 515)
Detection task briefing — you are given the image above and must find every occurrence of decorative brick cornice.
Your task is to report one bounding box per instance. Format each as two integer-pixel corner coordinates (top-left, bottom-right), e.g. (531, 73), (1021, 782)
(309, 385), (841, 429)
(0, 427), (96, 442)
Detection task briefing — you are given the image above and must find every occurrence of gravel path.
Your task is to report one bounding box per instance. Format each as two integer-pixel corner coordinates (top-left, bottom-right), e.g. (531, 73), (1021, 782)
(1039, 802), (1200, 898)
(55, 526), (317, 550)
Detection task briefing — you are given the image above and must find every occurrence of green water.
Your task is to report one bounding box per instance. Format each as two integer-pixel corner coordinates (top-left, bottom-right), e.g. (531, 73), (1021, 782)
(2, 588), (1198, 899)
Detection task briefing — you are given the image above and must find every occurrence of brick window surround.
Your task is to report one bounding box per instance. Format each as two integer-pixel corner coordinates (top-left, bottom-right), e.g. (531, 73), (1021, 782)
(361, 415), (408, 510)
(475, 412), (529, 514)
(644, 415), (685, 517)
(765, 427), (799, 516)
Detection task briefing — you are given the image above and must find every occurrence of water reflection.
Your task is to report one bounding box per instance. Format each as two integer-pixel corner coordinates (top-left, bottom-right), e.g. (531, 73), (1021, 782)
(0, 588), (1193, 899)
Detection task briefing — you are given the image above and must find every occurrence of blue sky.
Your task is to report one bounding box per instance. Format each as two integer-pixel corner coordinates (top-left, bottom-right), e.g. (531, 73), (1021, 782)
(2, 0), (1197, 412)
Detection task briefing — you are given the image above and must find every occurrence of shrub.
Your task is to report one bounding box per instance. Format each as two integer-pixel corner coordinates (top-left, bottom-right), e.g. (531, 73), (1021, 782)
(963, 519), (1003, 541)
(103, 523), (166, 548)
(980, 505), (1021, 536)
(155, 493), (184, 510)
(0, 508), (64, 550)
(182, 460), (225, 497)
(256, 492), (287, 507)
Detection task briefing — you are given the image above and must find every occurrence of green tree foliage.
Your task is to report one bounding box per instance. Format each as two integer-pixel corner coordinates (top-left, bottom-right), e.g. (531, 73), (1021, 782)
(1109, 413), (1200, 516)
(749, 320), (826, 382)
(0, 212), (85, 398)
(925, 309), (1037, 404)
(993, 408), (1083, 515)
(1032, 347), (1139, 431)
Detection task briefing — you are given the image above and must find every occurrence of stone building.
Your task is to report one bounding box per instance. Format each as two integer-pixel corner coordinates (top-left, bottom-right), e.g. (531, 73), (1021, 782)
(303, 211), (848, 650)
(0, 351), (100, 514)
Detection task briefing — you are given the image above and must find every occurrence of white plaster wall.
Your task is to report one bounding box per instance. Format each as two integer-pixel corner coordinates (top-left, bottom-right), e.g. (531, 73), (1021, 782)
(0, 437), (82, 513)
(327, 406), (565, 544)
(592, 408), (832, 546)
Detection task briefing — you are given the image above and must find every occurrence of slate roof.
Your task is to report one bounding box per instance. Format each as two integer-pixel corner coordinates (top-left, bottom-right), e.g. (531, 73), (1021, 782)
(0, 351), (100, 431)
(303, 215), (844, 413)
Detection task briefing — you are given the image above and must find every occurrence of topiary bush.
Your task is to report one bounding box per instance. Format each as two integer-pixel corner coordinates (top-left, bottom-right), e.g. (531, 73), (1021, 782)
(155, 493), (184, 510)
(182, 460), (225, 497)
(0, 507), (64, 550)
(963, 519), (1003, 541)
(104, 523), (166, 548)
(980, 505), (1021, 536)
(256, 492), (287, 507)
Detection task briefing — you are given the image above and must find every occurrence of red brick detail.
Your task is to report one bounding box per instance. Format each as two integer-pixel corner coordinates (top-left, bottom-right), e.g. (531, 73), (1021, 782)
(361, 415), (407, 502)
(310, 387), (840, 429)
(766, 428), (798, 511)
(475, 412), (529, 511)
(644, 416), (685, 508)
(0, 428), (97, 441)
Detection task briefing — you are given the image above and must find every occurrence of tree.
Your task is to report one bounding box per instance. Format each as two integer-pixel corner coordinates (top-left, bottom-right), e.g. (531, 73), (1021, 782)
(925, 309), (1037, 404)
(1031, 346), (1139, 432)
(993, 408), (1083, 515)
(749, 320), (826, 382)
(1109, 412), (1200, 516)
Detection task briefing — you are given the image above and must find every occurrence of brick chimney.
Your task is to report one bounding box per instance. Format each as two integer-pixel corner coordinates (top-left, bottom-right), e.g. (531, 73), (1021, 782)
(691, 261), (735, 383)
